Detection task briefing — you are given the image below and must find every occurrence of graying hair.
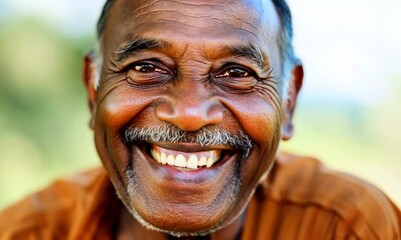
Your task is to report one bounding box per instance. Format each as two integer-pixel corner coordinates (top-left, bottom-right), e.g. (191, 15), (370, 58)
(122, 168), (242, 237)
(124, 124), (253, 161)
(93, 0), (300, 97)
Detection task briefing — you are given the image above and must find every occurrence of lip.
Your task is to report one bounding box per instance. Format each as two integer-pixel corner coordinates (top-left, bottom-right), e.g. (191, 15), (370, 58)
(148, 141), (235, 152)
(129, 142), (243, 224)
(131, 142), (239, 188)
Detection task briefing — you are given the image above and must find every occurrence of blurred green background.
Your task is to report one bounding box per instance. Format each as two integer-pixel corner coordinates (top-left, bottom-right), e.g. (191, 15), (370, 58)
(0, 0), (400, 209)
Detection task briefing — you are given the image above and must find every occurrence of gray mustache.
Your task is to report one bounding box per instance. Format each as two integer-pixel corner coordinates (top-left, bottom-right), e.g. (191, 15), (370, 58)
(124, 124), (252, 160)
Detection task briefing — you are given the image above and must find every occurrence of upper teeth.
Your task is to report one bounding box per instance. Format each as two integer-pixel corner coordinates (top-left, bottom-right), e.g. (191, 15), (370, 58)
(150, 146), (221, 169)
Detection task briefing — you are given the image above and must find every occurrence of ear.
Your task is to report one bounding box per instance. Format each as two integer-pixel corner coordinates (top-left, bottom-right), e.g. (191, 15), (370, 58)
(82, 52), (98, 130)
(281, 64), (304, 141)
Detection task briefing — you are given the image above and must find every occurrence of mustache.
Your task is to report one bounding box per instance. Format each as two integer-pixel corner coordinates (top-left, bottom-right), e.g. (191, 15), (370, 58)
(124, 124), (253, 160)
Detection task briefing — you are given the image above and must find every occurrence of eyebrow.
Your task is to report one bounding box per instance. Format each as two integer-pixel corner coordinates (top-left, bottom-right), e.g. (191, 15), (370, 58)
(224, 44), (266, 69)
(115, 38), (267, 68)
(115, 38), (168, 61)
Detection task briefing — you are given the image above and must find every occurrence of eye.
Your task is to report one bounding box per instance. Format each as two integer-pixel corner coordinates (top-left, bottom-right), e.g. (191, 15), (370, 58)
(134, 63), (167, 74)
(218, 68), (250, 78)
(213, 65), (257, 92)
(127, 61), (172, 87)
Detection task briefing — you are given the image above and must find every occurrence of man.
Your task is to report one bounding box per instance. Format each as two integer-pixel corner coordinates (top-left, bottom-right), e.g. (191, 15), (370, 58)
(0, 0), (400, 239)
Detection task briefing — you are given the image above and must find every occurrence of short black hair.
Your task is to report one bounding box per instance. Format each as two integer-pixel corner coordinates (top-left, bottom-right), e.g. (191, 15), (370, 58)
(96, 0), (297, 66)
(97, 0), (115, 39)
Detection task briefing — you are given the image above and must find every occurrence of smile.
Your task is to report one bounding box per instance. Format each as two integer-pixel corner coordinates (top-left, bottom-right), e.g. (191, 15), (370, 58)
(146, 143), (236, 170)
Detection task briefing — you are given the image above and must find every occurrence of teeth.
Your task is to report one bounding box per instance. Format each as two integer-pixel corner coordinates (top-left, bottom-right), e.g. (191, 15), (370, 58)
(187, 154), (198, 169)
(174, 154), (187, 167)
(198, 156), (207, 166)
(160, 152), (167, 164)
(167, 155), (175, 165)
(151, 150), (161, 163)
(150, 146), (222, 170)
(206, 157), (214, 168)
(156, 151), (161, 163)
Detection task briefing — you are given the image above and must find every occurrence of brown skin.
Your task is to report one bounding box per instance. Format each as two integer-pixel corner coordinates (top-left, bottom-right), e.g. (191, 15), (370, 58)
(83, 0), (303, 239)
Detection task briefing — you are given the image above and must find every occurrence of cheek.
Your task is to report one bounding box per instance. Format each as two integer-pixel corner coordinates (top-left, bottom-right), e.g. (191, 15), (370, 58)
(217, 93), (282, 222)
(221, 93), (282, 149)
(97, 87), (155, 131)
(220, 93), (282, 184)
(240, 98), (281, 172)
(94, 86), (159, 179)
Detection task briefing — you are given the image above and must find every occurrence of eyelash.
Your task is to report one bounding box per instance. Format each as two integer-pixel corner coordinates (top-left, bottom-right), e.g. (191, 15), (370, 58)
(124, 61), (173, 87)
(125, 61), (259, 91)
(215, 65), (255, 79)
(131, 61), (168, 73)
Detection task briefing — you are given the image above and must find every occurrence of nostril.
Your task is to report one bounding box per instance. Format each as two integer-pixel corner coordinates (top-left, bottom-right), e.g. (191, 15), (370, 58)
(154, 100), (224, 131)
(154, 102), (175, 121)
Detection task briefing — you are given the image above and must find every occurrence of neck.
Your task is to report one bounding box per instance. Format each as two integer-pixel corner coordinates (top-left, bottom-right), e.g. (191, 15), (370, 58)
(117, 207), (245, 240)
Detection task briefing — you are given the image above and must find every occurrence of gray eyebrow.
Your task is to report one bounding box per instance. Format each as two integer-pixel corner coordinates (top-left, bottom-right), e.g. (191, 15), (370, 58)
(115, 38), (168, 61)
(224, 44), (266, 69)
(115, 38), (266, 68)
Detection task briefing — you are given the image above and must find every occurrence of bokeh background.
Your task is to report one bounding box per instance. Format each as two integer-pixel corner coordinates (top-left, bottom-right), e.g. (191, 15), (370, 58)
(0, 0), (400, 209)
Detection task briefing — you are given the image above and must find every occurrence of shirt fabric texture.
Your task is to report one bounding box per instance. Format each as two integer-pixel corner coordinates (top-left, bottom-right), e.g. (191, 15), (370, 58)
(1, 153), (400, 239)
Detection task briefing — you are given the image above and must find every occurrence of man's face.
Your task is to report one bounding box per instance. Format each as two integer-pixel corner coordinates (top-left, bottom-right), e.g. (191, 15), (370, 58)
(85, 0), (296, 236)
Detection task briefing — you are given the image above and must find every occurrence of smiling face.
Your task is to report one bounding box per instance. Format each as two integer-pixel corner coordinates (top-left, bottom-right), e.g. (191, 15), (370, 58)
(83, 0), (302, 237)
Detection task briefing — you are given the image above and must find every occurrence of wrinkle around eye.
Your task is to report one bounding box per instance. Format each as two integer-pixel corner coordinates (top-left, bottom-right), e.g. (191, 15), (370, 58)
(126, 69), (171, 87)
(97, 75), (127, 106)
(254, 77), (282, 113)
(214, 76), (258, 93)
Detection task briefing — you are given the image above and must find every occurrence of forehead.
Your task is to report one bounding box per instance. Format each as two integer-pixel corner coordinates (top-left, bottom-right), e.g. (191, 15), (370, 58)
(102, 0), (280, 55)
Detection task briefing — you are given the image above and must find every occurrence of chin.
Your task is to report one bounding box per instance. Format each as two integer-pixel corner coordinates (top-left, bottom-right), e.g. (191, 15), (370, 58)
(126, 204), (224, 237)
(123, 153), (242, 234)
(100, 124), (276, 236)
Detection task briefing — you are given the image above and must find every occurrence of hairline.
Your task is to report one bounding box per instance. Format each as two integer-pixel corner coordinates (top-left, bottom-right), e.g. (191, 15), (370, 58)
(93, 0), (299, 93)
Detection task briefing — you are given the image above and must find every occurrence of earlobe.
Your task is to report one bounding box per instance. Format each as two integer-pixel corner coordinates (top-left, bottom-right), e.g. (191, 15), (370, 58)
(281, 64), (304, 141)
(82, 52), (98, 130)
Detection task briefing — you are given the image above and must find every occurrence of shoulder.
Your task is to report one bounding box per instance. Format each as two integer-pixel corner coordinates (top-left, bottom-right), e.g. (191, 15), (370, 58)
(258, 152), (401, 239)
(0, 168), (110, 239)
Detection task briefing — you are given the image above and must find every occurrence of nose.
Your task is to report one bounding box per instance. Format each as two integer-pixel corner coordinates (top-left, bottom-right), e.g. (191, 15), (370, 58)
(155, 88), (223, 132)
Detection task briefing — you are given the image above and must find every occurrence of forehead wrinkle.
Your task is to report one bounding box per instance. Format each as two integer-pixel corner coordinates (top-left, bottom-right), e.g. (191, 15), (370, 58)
(131, 17), (262, 47)
(132, 12), (257, 33)
(106, 0), (281, 68)
(128, 0), (261, 31)
(108, 0), (280, 38)
(132, 0), (250, 15)
(113, 23), (270, 71)
(111, 0), (279, 40)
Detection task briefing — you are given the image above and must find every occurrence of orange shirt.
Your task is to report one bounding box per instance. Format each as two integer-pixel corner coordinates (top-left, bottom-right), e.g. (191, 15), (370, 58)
(1, 153), (400, 239)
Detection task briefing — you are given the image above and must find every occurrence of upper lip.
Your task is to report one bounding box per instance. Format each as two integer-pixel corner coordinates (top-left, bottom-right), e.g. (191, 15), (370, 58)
(148, 141), (235, 152)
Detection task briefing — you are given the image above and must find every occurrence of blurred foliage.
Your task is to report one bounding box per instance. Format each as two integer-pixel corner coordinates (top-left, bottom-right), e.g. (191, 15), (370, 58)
(0, 17), (400, 209)
(0, 18), (98, 208)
